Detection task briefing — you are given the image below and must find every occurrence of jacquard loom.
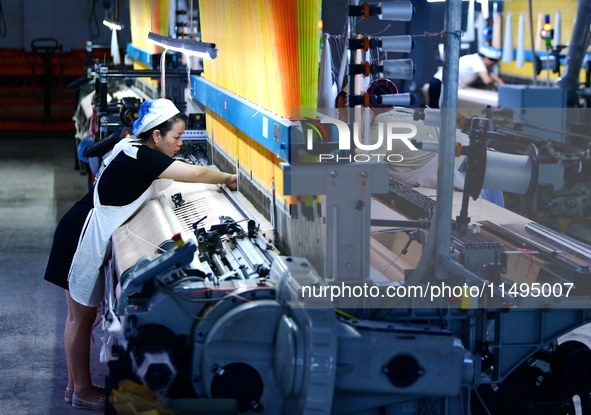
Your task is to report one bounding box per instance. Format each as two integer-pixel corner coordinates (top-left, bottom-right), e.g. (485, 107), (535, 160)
(92, 0), (591, 414)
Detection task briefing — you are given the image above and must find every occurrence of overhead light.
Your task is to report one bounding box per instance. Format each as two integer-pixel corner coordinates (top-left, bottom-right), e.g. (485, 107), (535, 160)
(147, 32), (217, 60)
(103, 20), (123, 30)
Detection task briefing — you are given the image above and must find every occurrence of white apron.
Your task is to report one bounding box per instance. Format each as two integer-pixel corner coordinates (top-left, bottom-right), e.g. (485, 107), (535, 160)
(68, 138), (172, 306)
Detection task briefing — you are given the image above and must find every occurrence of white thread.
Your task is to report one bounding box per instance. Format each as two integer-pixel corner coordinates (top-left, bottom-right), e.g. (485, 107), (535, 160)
(381, 251), (403, 273)
(122, 224), (167, 252)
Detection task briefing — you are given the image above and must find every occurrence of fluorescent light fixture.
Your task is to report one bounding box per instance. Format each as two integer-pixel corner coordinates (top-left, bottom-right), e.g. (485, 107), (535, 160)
(103, 20), (123, 30)
(147, 32), (217, 60)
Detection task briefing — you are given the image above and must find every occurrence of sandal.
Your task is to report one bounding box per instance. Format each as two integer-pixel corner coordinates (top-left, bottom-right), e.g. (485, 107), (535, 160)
(65, 386), (105, 404)
(65, 388), (74, 403)
(72, 394), (106, 411)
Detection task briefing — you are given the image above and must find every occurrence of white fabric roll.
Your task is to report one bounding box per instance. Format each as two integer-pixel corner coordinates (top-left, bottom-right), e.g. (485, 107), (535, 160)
(502, 12), (513, 63)
(536, 13), (544, 51)
(492, 12), (503, 49)
(381, 35), (413, 53)
(482, 150), (533, 194)
(110, 29), (121, 66)
(461, 0), (475, 43)
(476, 12), (485, 49)
(378, 1), (413, 21)
(516, 13), (526, 68)
(554, 11), (561, 46)
(318, 33), (336, 109)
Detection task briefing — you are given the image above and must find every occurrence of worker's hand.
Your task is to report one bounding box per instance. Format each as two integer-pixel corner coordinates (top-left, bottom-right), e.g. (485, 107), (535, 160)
(227, 174), (238, 191)
(219, 174), (238, 191)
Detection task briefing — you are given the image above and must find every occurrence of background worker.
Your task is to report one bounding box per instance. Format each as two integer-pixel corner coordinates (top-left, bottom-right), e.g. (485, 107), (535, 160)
(427, 45), (505, 108)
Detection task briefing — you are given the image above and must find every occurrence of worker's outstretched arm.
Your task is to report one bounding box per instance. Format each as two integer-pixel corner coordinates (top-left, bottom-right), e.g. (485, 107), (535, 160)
(159, 160), (237, 190)
(477, 71), (505, 87)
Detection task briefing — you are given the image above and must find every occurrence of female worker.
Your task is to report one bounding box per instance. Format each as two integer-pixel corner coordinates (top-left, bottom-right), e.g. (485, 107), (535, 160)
(44, 98), (237, 411)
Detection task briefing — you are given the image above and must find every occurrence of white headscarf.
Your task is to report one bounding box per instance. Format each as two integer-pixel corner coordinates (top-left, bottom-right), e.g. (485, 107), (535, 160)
(133, 99), (181, 136)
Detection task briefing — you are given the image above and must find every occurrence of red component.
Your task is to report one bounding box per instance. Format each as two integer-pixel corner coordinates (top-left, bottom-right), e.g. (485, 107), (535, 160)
(367, 79), (399, 108)
(362, 92), (371, 107)
(362, 37), (370, 52)
(362, 61), (371, 77)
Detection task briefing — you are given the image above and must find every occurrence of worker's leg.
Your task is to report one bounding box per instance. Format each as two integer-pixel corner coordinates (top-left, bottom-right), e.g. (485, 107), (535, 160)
(64, 291), (104, 403)
(64, 306), (74, 399)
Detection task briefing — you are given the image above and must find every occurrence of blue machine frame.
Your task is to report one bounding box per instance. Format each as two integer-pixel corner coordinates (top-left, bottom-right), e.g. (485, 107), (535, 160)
(125, 43), (155, 68)
(190, 75), (292, 162)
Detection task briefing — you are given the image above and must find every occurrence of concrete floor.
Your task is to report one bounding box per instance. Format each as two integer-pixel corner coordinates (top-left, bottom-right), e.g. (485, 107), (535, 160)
(2, 134), (591, 415)
(0, 135), (105, 414)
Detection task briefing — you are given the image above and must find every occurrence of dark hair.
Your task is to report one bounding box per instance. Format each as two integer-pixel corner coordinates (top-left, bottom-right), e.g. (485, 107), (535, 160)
(137, 113), (187, 140)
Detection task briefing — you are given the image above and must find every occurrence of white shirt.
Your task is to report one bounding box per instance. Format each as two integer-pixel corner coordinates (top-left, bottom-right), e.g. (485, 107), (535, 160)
(433, 53), (488, 88)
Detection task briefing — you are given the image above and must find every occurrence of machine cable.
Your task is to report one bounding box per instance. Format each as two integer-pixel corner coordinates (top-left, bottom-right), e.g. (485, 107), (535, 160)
(88, 0), (101, 40)
(0, 0), (6, 38)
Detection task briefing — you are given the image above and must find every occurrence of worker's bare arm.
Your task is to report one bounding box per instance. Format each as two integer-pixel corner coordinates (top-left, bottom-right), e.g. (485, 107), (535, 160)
(159, 161), (237, 190)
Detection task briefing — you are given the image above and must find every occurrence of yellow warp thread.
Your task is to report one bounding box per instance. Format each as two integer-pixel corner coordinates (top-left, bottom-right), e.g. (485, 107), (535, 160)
(199, 0), (322, 205)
